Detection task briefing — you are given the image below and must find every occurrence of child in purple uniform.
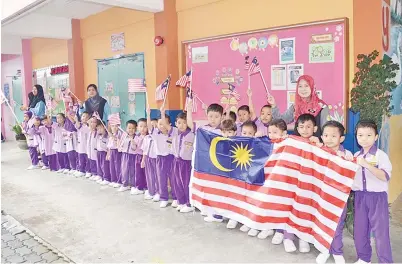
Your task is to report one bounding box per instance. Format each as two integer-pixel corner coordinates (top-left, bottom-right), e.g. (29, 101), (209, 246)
(39, 115), (58, 171)
(94, 122), (111, 185)
(172, 111), (195, 213)
(53, 113), (70, 174)
(153, 107), (179, 208)
(87, 117), (99, 179)
(118, 120), (137, 192)
(130, 118), (148, 195)
(64, 114), (78, 175)
(316, 120), (354, 264)
(107, 122), (123, 188)
(74, 112), (90, 177)
(352, 120), (393, 264)
(23, 112), (40, 170)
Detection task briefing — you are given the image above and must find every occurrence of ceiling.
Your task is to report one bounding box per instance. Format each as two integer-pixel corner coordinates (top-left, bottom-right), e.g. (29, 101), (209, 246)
(1, 0), (163, 54)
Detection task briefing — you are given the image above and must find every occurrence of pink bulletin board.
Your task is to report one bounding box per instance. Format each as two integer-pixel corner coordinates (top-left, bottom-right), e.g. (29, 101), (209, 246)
(183, 18), (348, 125)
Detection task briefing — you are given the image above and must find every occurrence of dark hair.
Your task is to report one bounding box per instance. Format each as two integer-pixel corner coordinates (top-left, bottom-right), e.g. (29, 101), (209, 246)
(57, 113), (66, 120)
(137, 118), (147, 124)
(269, 119), (287, 132)
(355, 120), (378, 135)
(261, 104), (272, 111)
(221, 119), (237, 132)
(42, 114), (49, 121)
(87, 84), (98, 91)
(238, 105), (250, 114)
(224, 111), (237, 122)
(322, 120), (345, 136)
(207, 103), (224, 115)
(151, 118), (158, 122)
(158, 114), (171, 124)
(242, 120), (257, 133)
(296, 113), (317, 127)
(126, 120), (138, 127)
(95, 119), (102, 126)
(81, 111), (89, 116)
(176, 112), (187, 121)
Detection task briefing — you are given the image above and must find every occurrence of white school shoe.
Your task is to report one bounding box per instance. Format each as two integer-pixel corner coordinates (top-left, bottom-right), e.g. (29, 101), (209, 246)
(271, 232), (284, 245)
(176, 204), (185, 211)
(89, 175), (96, 180)
(200, 211), (208, 216)
(247, 229), (259, 237)
(298, 239), (310, 253)
(159, 201), (169, 208)
(171, 200), (178, 208)
(85, 173), (92, 178)
(93, 176), (102, 181)
(354, 259), (371, 264)
(316, 253), (331, 264)
(57, 169), (65, 173)
(284, 239), (297, 253)
(257, 229), (274, 239)
(180, 206), (194, 213)
(113, 183), (121, 188)
(130, 187), (138, 195)
(75, 171), (85, 177)
(41, 166), (49, 170)
(63, 169), (70, 174)
(226, 219), (238, 229)
(108, 182), (115, 187)
(131, 188), (144, 195)
(96, 178), (103, 184)
(118, 186), (130, 192)
(333, 255), (346, 264)
(100, 180), (110, 186)
(152, 194), (160, 202)
(27, 165), (39, 170)
(143, 190), (153, 200)
(239, 224), (250, 233)
(203, 215), (223, 223)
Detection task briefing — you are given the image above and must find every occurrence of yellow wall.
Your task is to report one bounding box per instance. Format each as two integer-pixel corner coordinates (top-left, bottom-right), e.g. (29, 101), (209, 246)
(31, 38), (68, 69)
(389, 116), (402, 202)
(80, 7), (156, 103)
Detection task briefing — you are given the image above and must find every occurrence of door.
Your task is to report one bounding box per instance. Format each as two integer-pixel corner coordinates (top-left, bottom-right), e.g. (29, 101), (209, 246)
(97, 59), (119, 114)
(12, 76), (24, 123)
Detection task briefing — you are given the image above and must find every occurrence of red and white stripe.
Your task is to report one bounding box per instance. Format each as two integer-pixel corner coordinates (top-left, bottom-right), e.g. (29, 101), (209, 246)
(128, 79), (146, 93)
(248, 63), (261, 75)
(108, 113), (121, 125)
(190, 136), (358, 253)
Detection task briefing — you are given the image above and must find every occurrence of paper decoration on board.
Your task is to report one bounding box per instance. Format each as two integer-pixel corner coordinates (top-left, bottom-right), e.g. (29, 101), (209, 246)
(128, 78), (146, 93)
(279, 38), (296, 64)
(309, 42), (335, 63)
(110, 96), (120, 108)
(239, 42), (248, 56)
(111, 32), (125, 52)
(271, 65), (286, 90)
(268, 35), (279, 48)
(327, 102), (344, 123)
(213, 66), (244, 86)
(258, 37), (268, 51)
(287, 91), (296, 109)
(248, 37), (258, 50)
(287, 64), (304, 90)
(311, 34), (333, 43)
(192, 46), (209, 63)
(3, 83), (10, 102)
(129, 102), (136, 116)
(105, 81), (114, 92)
(128, 93), (136, 102)
(230, 38), (240, 51)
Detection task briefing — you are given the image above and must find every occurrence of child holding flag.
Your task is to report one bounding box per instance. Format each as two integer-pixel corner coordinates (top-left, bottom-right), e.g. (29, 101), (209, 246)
(95, 121), (111, 185)
(87, 117), (99, 179)
(74, 112), (90, 177)
(131, 118), (148, 195)
(118, 120), (138, 192)
(22, 112), (40, 170)
(107, 113), (123, 188)
(39, 115), (58, 171)
(53, 113), (70, 174)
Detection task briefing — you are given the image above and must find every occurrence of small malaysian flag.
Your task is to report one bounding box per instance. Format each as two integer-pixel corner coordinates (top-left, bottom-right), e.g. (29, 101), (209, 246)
(128, 79), (146, 93)
(1, 90), (7, 104)
(244, 56), (250, 70)
(155, 75), (171, 101)
(248, 56), (261, 75)
(108, 113), (121, 125)
(176, 70), (192, 87)
(185, 88), (197, 113)
(228, 83), (240, 101)
(92, 111), (101, 120)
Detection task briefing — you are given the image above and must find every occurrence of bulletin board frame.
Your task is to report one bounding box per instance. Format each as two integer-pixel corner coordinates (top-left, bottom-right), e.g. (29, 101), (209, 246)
(180, 18), (349, 128)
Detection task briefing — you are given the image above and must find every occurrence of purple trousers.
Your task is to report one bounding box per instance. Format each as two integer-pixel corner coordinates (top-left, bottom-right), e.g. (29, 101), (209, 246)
(276, 230), (294, 239)
(78, 153), (88, 173)
(144, 156), (158, 196)
(156, 155), (176, 201)
(121, 153), (136, 187)
(29, 147), (39, 166)
(42, 153), (49, 167)
(43, 154), (58, 171)
(109, 149), (122, 183)
(354, 191), (393, 263)
(174, 157), (192, 205)
(56, 152), (70, 170)
(88, 159), (97, 175)
(134, 154), (147, 190)
(329, 206), (347, 255)
(97, 151), (111, 182)
(67, 151), (77, 170)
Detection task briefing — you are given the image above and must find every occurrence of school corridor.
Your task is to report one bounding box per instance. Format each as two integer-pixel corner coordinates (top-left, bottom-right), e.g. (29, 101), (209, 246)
(1, 142), (402, 263)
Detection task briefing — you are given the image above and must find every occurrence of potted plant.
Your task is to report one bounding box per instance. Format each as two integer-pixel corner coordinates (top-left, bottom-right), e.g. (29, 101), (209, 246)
(11, 123), (28, 150)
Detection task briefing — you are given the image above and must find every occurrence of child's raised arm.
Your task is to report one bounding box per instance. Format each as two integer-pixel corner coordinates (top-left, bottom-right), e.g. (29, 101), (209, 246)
(160, 106), (171, 131)
(186, 100), (194, 131)
(247, 88), (257, 120)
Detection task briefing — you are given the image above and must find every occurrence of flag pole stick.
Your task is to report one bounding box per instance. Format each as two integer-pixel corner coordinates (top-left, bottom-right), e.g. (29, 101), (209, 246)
(259, 70), (270, 96)
(94, 111), (108, 130)
(162, 74), (171, 108)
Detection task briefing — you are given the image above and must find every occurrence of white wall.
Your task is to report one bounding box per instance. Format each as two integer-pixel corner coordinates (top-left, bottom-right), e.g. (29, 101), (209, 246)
(1, 56), (23, 140)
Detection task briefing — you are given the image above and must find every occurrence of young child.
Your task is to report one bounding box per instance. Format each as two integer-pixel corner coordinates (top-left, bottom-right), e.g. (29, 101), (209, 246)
(223, 111), (237, 123)
(23, 112), (40, 170)
(316, 120), (353, 264)
(153, 108), (179, 208)
(236, 105), (253, 135)
(172, 112), (195, 213)
(86, 117), (99, 179)
(94, 122), (111, 185)
(107, 121), (123, 188)
(247, 88), (274, 137)
(221, 119), (237, 138)
(53, 113), (70, 174)
(74, 112), (90, 177)
(118, 120), (137, 192)
(352, 120), (393, 264)
(64, 114), (78, 175)
(39, 115), (58, 171)
(131, 118), (148, 195)
(141, 125), (158, 200)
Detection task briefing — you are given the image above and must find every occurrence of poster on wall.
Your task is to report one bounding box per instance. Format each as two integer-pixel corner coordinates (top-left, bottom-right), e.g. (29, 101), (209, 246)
(287, 64), (304, 90)
(287, 91), (296, 109)
(105, 81), (114, 93)
(111, 96), (120, 108)
(111, 32), (125, 52)
(279, 38), (296, 64)
(129, 102), (136, 116)
(3, 83), (10, 101)
(271, 65), (286, 90)
(192, 46), (209, 63)
(309, 42), (335, 63)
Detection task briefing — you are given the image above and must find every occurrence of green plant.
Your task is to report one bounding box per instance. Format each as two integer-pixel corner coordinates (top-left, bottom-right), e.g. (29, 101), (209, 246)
(351, 50), (399, 128)
(11, 124), (26, 140)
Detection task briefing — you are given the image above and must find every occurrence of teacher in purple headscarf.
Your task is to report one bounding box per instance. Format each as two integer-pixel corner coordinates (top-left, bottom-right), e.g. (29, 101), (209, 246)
(77, 84), (110, 123)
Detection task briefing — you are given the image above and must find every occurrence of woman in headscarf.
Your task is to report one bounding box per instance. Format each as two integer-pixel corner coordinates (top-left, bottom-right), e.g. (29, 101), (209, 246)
(20, 84), (46, 119)
(78, 84), (110, 123)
